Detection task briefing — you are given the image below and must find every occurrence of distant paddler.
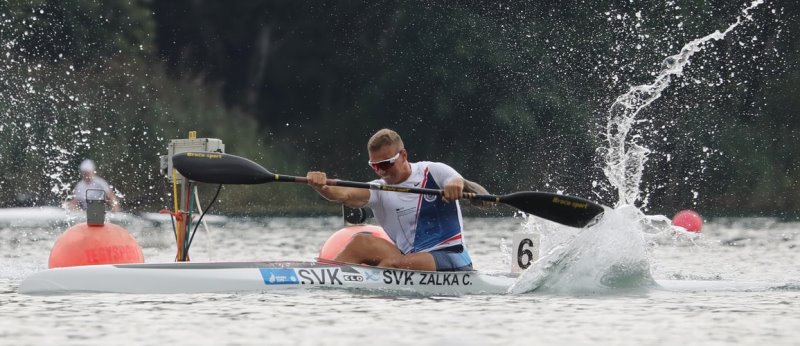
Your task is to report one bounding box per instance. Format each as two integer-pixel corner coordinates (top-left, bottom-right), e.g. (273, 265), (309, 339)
(67, 159), (121, 212)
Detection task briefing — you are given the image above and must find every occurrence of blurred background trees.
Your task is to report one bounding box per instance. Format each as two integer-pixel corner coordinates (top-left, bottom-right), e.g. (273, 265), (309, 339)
(1, 0), (797, 217)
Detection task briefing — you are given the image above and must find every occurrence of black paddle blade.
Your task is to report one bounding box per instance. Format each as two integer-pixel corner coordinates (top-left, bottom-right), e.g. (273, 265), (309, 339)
(172, 152), (274, 184)
(499, 192), (605, 228)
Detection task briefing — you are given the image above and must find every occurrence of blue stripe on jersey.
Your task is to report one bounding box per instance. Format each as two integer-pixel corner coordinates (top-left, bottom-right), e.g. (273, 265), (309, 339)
(412, 172), (463, 252)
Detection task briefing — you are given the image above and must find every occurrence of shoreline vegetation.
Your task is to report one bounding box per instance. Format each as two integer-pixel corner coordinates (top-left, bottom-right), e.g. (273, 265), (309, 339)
(1, 1), (797, 218)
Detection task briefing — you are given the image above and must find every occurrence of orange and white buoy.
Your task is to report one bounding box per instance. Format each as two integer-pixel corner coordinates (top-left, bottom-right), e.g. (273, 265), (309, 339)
(48, 222), (144, 268)
(318, 225), (393, 261)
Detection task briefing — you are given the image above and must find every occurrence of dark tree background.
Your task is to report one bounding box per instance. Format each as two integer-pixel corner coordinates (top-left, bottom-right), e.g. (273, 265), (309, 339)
(1, 0), (798, 217)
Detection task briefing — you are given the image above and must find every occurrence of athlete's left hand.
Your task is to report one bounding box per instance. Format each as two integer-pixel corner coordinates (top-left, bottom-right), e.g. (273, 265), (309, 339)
(442, 178), (464, 203)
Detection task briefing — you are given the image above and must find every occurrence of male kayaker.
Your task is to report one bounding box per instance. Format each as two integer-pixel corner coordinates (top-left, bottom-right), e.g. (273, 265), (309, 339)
(306, 128), (488, 271)
(67, 159), (121, 212)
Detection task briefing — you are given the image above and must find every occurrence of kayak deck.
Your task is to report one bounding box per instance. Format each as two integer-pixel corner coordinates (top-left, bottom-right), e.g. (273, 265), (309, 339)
(19, 260), (781, 296)
(18, 261), (518, 295)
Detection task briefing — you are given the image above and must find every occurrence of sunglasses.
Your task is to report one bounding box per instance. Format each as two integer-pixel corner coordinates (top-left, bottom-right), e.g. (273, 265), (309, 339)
(368, 152), (401, 172)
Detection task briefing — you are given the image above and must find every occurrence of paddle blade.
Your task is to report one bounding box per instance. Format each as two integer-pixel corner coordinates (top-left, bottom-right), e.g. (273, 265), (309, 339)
(172, 152), (274, 184)
(499, 192), (605, 228)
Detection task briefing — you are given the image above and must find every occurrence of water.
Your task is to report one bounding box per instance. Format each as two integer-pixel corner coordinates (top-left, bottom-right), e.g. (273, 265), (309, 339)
(501, 0), (780, 298)
(510, 206), (657, 294)
(600, 0), (765, 208)
(3, 1), (796, 344)
(1, 216), (799, 345)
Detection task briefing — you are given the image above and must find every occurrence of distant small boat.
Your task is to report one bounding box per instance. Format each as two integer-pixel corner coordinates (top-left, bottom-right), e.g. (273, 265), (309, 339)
(139, 212), (228, 225)
(0, 207), (228, 227)
(0, 206), (135, 227)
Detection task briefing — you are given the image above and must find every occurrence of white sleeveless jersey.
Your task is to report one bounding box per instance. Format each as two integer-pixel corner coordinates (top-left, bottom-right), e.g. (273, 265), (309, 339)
(73, 177), (111, 209)
(367, 161), (465, 254)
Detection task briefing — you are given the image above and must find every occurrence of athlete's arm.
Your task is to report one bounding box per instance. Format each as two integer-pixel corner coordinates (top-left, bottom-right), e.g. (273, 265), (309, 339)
(67, 198), (79, 211)
(106, 191), (121, 212)
(442, 176), (464, 203)
(464, 179), (493, 208)
(426, 162), (465, 203)
(306, 171), (370, 208)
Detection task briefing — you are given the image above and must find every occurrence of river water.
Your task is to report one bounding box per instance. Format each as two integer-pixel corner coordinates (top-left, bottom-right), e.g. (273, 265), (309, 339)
(0, 0), (792, 344)
(0, 214), (798, 345)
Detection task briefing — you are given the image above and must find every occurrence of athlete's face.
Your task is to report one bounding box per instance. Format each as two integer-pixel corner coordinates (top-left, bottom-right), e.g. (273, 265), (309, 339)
(81, 170), (94, 182)
(368, 145), (407, 184)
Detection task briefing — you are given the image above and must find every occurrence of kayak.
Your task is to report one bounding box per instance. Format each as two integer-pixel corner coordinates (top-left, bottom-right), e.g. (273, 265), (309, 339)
(18, 260), (516, 295)
(0, 206), (136, 227)
(18, 260), (778, 296)
(139, 212), (229, 225)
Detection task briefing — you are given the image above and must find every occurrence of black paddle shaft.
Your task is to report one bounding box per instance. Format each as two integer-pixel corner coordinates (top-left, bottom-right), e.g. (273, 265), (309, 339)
(280, 175), (603, 227)
(172, 152), (605, 227)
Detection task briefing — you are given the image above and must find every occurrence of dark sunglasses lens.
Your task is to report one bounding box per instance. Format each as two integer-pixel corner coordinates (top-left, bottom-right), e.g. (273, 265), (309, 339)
(371, 160), (394, 171)
(379, 162), (392, 171)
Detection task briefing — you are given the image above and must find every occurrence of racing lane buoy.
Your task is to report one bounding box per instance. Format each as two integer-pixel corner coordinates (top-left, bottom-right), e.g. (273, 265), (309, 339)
(49, 222), (144, 268)
(318, 225), (393, 261)
(672, 210), (703, 233)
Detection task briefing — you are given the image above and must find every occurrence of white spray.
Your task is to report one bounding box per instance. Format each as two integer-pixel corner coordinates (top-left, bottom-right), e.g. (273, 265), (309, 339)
(602, 0), (765, 207)
(510, 0), (765, 294)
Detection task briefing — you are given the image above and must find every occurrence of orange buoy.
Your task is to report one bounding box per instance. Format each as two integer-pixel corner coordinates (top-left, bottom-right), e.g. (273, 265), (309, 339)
(318, 225), (393, 261)
(48, 222), (144, 268)
(672, 209), (703, 233)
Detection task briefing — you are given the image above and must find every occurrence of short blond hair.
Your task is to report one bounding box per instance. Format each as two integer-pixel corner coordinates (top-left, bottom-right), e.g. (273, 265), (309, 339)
(367, 128), (404, 152)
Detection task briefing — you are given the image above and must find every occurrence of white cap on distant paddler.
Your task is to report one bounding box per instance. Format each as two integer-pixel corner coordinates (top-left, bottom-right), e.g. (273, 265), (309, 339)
(80, 159), (96, 172)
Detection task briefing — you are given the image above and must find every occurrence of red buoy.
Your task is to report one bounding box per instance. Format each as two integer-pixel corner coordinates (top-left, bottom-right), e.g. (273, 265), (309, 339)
(49, 223), (144, 268)
(672, 210), (703, 233)
(318, 225), (393, 261)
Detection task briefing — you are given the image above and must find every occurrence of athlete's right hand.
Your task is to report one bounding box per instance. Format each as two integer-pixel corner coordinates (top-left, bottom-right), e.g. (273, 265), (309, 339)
(306, 171), (328, 191)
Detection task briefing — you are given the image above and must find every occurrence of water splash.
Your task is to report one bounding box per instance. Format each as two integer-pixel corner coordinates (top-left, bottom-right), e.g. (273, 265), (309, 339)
(601, 0), (764, 207)
(0, 7), (95, 205)
(0, 4), (159, 209)
(510, 0), (766, 294)
(510, 206), (664, 294)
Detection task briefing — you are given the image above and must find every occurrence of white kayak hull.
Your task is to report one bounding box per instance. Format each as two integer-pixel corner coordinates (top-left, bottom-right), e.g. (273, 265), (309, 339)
(18, 261), (517, 295)
(19, 261), (777, 296)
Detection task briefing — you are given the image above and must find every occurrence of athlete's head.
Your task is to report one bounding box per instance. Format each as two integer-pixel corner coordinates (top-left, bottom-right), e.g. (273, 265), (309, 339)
(79, 159), (96, 181)
(367, 128), (409, 183)
(367, 128), (404, 153)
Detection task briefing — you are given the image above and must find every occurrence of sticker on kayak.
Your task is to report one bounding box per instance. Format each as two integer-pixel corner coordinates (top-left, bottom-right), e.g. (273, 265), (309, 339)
(259, 268), (300, 285)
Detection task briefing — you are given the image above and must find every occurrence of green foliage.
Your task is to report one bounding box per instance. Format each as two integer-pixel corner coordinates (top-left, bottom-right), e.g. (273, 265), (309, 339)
(0, 0), (314, 212)
(1, 0), (154, 64)
(1, 1), (798, 217)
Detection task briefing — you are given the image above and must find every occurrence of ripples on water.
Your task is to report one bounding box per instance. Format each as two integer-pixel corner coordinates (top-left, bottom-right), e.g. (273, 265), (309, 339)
(1, 215), (799, 345)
